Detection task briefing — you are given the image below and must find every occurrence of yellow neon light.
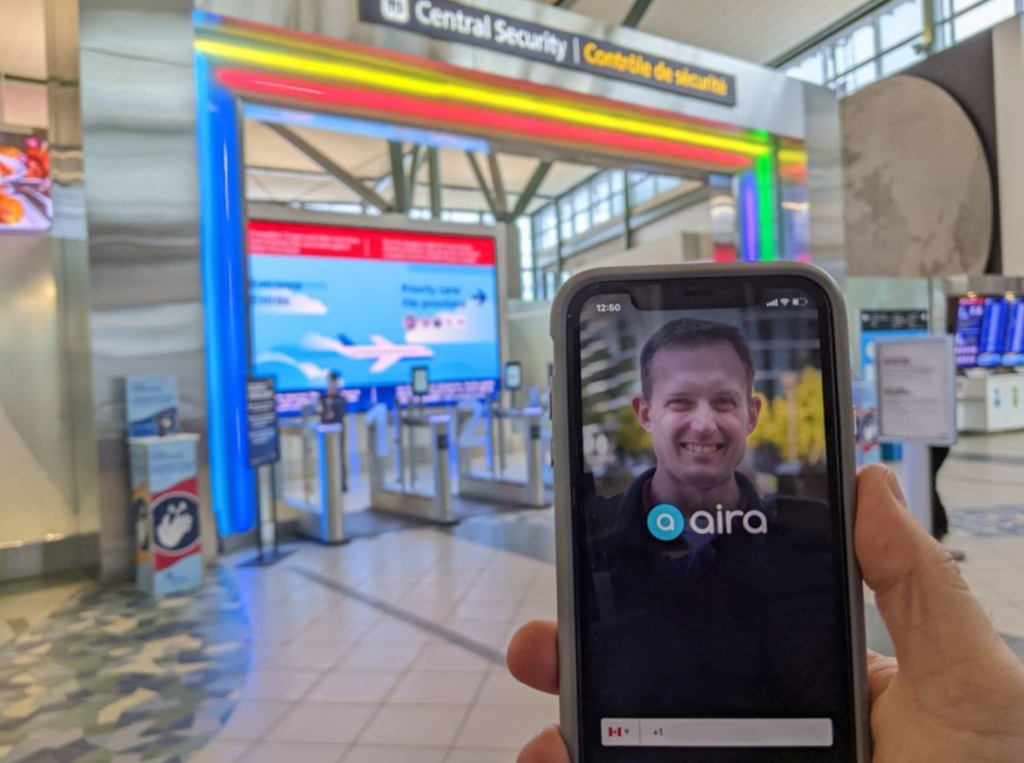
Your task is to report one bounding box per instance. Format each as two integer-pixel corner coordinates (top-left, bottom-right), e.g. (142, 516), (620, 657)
(213, 23), (757, 143)
(777, 148), (807, 165)
(195, 38), (772, 158)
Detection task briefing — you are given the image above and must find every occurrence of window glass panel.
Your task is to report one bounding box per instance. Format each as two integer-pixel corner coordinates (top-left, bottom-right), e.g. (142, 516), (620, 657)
(879, 0), (923, 48)
(954, 0), (1015, 41)
(521, 269), (536, 302)
(832, 23), (876, 74)
(880, 37), (924, 74)
(611, 170), (625, 193)
(655, 175), (683, 195)
(785, 51), (826, 84)
(517, 216), (534, 268)
(611, 193), (626, 216)
(593, 199), (611, 225)
(559, 198), (574, 239)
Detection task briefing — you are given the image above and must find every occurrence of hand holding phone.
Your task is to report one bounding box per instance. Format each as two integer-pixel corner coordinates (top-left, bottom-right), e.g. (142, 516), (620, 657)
(509, 464), (1024, 763)
(551, 265), (867, 761)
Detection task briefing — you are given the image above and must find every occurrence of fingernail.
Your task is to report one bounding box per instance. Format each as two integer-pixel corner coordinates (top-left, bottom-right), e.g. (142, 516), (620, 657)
(884, 467), (907, 506)
(533, 723), (558, 739)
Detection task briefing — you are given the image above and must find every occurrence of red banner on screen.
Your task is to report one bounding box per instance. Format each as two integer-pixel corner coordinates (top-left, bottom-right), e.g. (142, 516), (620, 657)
(248, 220), (496, 266)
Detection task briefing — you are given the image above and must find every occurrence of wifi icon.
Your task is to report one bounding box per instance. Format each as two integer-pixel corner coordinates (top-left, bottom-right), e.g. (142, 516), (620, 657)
(780, 298), (791, 306)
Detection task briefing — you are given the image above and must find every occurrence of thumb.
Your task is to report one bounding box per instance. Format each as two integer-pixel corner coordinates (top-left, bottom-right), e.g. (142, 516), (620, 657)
(854, 464), (1006, 679)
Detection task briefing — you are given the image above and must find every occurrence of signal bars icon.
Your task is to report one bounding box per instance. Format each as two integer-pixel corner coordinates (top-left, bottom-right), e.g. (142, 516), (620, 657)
(766, 298), (793, 308)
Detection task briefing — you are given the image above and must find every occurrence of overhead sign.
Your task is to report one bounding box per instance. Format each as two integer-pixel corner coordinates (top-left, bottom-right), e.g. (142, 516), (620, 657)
(246, 377), (281, 467)
(876, 335), (957, 446)
(360, 0), (737, 106)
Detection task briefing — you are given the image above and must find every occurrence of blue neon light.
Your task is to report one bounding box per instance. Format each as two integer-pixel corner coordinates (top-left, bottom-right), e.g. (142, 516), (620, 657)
(195, 51), (255, 536)
(243, 103), (492, 154)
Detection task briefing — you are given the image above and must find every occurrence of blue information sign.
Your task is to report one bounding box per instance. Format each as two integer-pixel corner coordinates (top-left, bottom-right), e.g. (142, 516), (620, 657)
(246, 378), (280, 467)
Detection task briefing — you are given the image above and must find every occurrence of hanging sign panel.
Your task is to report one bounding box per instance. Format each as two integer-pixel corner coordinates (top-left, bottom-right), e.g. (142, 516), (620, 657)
(359, 0), (737, 106)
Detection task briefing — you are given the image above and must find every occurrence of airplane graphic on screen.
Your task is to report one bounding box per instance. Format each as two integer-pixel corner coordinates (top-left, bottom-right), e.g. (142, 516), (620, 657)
(335, 334), (434, 373)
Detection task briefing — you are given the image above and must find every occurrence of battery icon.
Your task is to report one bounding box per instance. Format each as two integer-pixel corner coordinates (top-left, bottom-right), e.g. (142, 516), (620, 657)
(792, 297), (810, 307)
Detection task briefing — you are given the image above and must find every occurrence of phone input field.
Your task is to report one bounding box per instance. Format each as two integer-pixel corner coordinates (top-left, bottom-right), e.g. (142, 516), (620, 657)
(600, 718), (834, 747)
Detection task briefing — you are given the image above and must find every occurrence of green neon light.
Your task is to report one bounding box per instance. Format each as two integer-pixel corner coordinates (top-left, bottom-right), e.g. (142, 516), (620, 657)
(755, 153), (779, 261)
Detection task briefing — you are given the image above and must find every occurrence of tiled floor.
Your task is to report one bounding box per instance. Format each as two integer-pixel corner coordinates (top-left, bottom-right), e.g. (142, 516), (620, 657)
(0, 432), (1021, 763)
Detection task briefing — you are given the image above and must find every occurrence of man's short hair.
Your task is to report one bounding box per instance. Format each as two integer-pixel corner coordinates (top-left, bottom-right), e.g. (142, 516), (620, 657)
(639, 318), (755, 400)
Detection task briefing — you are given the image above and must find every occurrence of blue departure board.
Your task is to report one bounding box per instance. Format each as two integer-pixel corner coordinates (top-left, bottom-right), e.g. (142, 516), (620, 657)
(1002, 299), (1024, 366)
(955, 297), (985, 368)
(978, 297), (1009, 367)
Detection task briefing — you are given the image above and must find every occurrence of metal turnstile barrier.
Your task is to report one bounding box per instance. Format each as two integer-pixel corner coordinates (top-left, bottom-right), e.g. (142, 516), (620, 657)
(277, 419), (347, 543)
(367, 411), (456, 525)
(458, 405), (548, 507)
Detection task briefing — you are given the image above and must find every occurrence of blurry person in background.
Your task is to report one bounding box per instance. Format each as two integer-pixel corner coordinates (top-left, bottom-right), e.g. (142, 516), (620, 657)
(320, 371), (349, 491)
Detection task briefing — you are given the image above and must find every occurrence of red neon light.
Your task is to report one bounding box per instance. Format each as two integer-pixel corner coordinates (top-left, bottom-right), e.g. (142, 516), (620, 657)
(248, 220), (496, 266)
(211, 15), (751, 139)
(218, 70), (752, 171)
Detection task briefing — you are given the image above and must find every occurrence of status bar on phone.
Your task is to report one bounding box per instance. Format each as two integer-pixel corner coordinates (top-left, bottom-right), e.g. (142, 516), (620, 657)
(600, 718), (833, 747)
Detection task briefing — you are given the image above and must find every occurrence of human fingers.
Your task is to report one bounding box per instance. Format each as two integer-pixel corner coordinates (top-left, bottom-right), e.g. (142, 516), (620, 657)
(866, 649), (898, 705)
(517, 725), (570, 763)
(854, 465), (1015, 682)
(508, 620), (560, 695)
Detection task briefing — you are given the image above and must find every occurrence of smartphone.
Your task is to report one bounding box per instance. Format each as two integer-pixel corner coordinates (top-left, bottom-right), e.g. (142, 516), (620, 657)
(551, 264), (869, 763)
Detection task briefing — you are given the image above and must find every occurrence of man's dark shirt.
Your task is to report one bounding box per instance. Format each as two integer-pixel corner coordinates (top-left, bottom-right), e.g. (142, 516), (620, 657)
(580, 467), (840, 717)
(320, 392), (348, 425)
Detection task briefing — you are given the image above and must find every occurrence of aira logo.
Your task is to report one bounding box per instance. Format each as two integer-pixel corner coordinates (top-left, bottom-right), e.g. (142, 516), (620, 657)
(381, 0), (410, 24)
(648, 503), (768, 542)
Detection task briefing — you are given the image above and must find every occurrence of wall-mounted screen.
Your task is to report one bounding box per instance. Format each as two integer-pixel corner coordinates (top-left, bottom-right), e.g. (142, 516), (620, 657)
(1002, 299), (1024, 367)
(248, 220), (500, 412)
(977, 296), (1009, 368)
(954, 296), (985, 368)
(0, 131), (50, 233)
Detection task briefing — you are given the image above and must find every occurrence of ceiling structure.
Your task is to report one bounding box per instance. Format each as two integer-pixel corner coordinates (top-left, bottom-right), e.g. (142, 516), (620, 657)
(244, 117), (614, 215)
(542, 0), (873, 64)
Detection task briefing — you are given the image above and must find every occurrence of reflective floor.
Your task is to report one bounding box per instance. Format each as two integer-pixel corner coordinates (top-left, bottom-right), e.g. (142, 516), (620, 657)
(0, 432), (1022, 763)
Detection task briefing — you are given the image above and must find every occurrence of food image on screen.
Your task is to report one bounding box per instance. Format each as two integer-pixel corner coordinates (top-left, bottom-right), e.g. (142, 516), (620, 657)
(248, 220), (500, 411)
(978, 297), (1009, 368)
(1003, 299), (1024, 367)
(955, 296), (985, 368)
(571, 288), (855, 761)
(0, 131), (51, 233)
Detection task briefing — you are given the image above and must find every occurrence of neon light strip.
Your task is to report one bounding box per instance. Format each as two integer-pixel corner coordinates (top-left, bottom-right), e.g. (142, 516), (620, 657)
(196, 38), (770, 161)
(197, 10), (755, 139)
(741, 173), (760, 263)
(243, 102), (492, 153)
(220, 70), (752, 171)
(195, 54), (255, 536)
(755, 154), (778, 261)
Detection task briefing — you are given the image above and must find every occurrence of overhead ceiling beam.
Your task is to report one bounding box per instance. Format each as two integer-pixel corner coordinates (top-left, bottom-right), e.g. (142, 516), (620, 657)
(428, 147), (442, 219)
(622, 0), (656, 28)
(407, 144), (424, 202)
(263, 123), (395, 212)
(486, 152), (509, 217)
(465, 151), (500, 219)
(511, 160), (552, 218)
(388, 141), (409, 212)
(553, 0), (581, 7)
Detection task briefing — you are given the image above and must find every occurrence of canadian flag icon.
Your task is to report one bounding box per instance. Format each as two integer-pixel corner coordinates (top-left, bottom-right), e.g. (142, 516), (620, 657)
(607, 726), (624, 738)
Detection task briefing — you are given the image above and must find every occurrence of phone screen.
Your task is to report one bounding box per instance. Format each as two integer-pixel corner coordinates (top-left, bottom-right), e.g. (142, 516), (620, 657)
(567, 277), (857, 762)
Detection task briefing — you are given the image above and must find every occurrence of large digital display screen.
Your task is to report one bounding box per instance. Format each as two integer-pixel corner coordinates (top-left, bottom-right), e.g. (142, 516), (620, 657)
(248, 220), (501, 412)
(0, 130), (50, 233)
(1003, 299), (1024, 367)
(977, 297), (1009, 368)
(954, 296), (985, 368)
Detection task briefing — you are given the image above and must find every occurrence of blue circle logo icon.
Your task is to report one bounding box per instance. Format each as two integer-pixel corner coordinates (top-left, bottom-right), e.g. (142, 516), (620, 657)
(648, 504), (684, 541)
